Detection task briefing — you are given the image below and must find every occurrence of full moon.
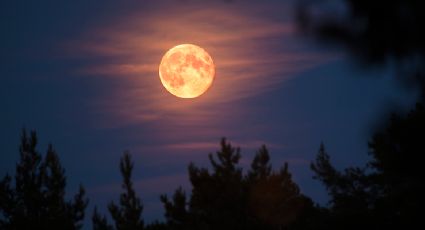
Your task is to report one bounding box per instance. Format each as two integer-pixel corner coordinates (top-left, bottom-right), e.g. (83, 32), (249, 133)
(159, 44), (215, 98)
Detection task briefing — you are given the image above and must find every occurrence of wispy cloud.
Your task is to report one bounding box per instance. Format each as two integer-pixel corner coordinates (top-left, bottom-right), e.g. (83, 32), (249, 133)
(66, 0), (335, 132)
(143, 139), (284, 154)
(79, 64), (157, 76)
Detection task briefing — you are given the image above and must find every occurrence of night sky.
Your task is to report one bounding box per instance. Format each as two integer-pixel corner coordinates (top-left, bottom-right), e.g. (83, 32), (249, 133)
(0, 0), (417, 227)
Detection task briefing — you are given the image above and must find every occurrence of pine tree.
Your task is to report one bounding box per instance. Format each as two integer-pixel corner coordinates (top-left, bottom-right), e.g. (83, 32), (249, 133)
(311, 143), (375, 229)
(160, 187), (188, 230)
(188, 138), (244, 229)
(247, 148), (313, 229)
(0, 129), (88, 230)
(164, 138), (314, 230)
(368, 103), (425, 228)
(92, 206), (113, 230)
(92, 152), (144, 230)
(311, 103), (425, 229)
(247, 145), (272, 181)
(108, 151), (144, 230)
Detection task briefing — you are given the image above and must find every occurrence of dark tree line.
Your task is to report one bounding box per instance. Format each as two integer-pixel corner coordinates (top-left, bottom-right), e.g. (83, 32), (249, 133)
(3, 113), (425, 229)
(92, 138), (314, 230)
(158, 140), (315, 230)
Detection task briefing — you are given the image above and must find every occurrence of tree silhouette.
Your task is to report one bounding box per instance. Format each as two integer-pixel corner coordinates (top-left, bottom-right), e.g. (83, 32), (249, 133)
(312, 104), (425, 229)
(297, 2), (425, 227)
(311, 143), (376, 229)
(247, 145), (272, 181)
(368, 103), (425, 229)
(162, 138), (314, 230)
(92, 206), (113, 230)
(159, 187), (189, 230)
(246, 145), (315, 230)
(187, 138), (245, 230)
(93, 151), (144, 230)
(0, 129), (88, 230)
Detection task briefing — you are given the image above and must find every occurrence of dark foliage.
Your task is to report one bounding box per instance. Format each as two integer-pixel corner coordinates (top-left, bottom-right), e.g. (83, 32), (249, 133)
(92, 151), (144, 230)
(311, 103), (425, 229)
(161, 138), (314, 230)
(159, 187), (188, 230)
(0, 129), (88, 230)
(298, 1), (425, 227)
(187, 138), (245, 230)
(297, 0), (425, 64)
(296, 0), (425, 98)
(144, 221), (168, 230)
(93, 206), (113, 230)
(4, 116), (424, 230)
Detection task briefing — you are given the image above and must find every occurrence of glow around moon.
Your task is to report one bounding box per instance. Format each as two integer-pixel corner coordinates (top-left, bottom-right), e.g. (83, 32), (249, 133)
(159, 44), (215, 98)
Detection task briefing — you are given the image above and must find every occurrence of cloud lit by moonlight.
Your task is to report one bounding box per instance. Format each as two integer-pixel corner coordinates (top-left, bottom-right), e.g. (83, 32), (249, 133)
(67, 1), (336, 131)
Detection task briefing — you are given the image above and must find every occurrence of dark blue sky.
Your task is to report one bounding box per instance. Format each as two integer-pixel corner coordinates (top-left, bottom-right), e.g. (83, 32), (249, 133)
(0, 0), (418, 227)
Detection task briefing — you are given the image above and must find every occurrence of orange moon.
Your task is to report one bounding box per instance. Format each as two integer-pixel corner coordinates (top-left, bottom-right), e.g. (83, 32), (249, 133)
(159, 44), (215, 98)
